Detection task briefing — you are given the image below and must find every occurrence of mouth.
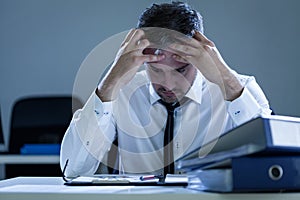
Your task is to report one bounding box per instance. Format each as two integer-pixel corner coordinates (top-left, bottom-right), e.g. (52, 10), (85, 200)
(158, 88), (179, 103)
(162, 91), (176, 97)
(154, 84), (183, 103)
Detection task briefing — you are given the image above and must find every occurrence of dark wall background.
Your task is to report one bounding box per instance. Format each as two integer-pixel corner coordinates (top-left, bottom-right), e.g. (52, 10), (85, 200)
(1, 0), (299, 150)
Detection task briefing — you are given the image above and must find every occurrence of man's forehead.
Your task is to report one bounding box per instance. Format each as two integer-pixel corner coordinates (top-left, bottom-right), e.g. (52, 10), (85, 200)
(143, 48), (172, 56)
(143, 48), (187, 67)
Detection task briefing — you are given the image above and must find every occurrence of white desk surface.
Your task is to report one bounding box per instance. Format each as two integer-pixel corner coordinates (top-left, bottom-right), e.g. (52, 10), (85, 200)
(0, 177), (299, 200)
(0, 154), (59, 164)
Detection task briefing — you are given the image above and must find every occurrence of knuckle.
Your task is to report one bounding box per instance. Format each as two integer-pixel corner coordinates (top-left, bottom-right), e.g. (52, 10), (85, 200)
(142, 39), (150, 46)
(184, 47), (189, 52)
(135, 29), (145, 36)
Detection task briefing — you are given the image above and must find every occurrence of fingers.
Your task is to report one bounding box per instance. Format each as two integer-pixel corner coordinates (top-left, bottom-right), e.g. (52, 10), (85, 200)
(122, 31), (165, 64)
(121, 29), (148, 49)
(172, 54), (188, 63)
(168, 42), (200, 57)
(168, 30), (216, 60)
(135, 39), (150, 50)
(128, 29), (145, 48)
(171, 30), (215, 50)
(121, 29), (136, 47)
(141, 54), (165, 63)
(193, 31), (215, 47)
(127, 30), (167, 63)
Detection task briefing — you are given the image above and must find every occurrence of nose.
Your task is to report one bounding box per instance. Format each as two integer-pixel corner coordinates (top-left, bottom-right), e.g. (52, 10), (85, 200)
(161, 72), (176, 91)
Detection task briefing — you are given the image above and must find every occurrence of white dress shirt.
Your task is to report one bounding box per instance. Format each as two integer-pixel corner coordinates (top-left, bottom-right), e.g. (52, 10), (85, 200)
(60, 70), (272, 177)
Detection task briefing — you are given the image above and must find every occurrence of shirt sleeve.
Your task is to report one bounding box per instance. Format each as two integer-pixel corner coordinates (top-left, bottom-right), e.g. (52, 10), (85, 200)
(226, 75), (272, 126)
(60, 91), (116, 177)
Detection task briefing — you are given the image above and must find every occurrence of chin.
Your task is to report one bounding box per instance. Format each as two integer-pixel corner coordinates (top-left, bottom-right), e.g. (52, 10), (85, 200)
(163, 99), (177, 104)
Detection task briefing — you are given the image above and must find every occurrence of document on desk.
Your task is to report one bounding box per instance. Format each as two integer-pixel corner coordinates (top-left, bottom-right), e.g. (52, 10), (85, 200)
(64, 174), (188, 186)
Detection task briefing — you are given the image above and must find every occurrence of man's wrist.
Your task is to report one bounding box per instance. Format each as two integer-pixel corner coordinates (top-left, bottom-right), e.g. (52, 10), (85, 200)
(96, 86), (116, 102)
(219, 71), (244, 101)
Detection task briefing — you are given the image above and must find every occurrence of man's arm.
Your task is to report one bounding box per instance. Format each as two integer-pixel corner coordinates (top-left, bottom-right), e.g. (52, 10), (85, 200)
(170, 31), (244, 101)
(226, 74), (272, 125)
(169, 31), (272, 124)
(97, 29), (164, 101)
(60, 29), (164, 177)
(60, 92), (117, 177)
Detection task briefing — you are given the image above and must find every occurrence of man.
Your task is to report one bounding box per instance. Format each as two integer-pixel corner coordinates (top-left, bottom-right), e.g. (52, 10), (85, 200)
(60, 2), (272, 177)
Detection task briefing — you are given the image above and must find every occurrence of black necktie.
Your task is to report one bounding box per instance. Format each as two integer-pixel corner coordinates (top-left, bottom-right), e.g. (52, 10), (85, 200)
(159, 100), (180, 176)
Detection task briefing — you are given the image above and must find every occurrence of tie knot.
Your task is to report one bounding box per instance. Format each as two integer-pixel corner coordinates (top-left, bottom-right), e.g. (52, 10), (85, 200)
(159, 100), (180, 112)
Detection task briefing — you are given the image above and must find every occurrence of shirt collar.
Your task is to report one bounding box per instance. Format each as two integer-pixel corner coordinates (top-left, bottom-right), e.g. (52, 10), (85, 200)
(149, 70), (203, 105)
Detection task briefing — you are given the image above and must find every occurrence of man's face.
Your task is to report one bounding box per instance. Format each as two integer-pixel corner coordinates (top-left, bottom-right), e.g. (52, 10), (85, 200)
(145, 49), (197, 104)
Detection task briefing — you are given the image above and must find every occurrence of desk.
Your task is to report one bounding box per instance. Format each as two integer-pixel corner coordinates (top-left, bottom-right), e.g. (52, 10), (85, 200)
(0, 177), (299, 200)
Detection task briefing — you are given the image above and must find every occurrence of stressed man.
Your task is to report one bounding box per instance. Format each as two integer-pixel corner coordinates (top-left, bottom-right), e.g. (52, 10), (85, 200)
(60, 2), (272, 177)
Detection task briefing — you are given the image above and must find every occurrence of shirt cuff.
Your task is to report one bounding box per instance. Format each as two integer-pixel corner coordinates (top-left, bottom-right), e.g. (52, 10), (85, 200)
(227, 87), (262, 125)
(73, 91), (115, 161)
(94, 91), (113, 119)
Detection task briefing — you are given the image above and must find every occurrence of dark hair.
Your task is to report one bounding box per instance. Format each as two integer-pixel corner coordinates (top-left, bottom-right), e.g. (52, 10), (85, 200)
(137, 1), (203, 36)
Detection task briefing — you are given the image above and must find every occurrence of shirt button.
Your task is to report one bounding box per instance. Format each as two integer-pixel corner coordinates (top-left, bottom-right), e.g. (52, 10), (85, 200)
(234, 110), (241, 115)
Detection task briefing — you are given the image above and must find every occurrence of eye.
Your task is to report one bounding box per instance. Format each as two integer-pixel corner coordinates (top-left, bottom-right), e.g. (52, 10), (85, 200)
(176, 64), (189, 74)
(176, 68), (186, 73)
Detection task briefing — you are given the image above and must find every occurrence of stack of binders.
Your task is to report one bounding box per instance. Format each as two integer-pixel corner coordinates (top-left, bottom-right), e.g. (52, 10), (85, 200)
(177, 115), (300, 192)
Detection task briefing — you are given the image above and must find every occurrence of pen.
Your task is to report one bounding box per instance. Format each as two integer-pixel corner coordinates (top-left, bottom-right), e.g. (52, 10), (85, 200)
(139, 175), (163, 181)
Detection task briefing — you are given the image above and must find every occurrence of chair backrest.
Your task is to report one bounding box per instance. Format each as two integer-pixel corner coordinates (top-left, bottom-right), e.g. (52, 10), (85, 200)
(8, 96), (82, 154)
(0, 107), (4, 144)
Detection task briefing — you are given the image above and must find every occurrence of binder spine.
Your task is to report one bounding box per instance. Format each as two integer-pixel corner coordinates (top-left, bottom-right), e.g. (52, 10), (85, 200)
(232, 156), (300, 192)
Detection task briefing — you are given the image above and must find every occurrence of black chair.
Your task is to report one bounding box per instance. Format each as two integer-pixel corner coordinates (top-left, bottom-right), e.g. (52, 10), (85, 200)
(6, 96), (82, 178)
(0, 106), (4, 145)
